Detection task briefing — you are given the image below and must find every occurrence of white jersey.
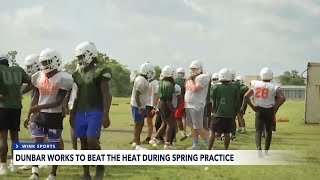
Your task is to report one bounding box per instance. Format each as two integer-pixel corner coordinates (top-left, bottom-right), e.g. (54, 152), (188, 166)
(252, 80), (279, 108)
(184, 74), (210, 110)
(68, 83), (78, 110)
(130, 75), (149, 108)
(32, 71), (74, 113)
(146, 79), (159, 107)
(172, 84), (181, 108)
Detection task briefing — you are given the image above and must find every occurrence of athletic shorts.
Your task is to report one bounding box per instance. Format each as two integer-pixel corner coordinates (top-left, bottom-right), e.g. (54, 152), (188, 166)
(131, 106), (145, 122)
(0, 108), (21, 131)
(30, 123), (62, 142)
(145, 106), (154, 118)
(185, 107), (204, 129)
(75, 111), (103, 139)
(255, 107), (274, 132)
(211, 117), (234, 133)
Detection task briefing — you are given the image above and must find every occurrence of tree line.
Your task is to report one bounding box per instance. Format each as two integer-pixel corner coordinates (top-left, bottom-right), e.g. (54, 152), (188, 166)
(5, 50), (306, 97)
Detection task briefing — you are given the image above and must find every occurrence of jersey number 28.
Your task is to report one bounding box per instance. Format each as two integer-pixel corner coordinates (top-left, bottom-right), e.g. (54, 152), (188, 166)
(255, 87), (269, 99)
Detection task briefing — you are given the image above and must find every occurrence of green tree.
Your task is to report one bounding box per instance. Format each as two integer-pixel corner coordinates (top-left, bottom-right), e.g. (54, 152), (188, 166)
(279, 70), (305, 85)
(64, 52), (132, 97)
(154, 65), (161, 80)
(6, 50), (19, 66)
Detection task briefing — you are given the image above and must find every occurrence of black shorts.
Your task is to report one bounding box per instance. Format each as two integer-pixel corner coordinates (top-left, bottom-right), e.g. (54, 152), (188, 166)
(211, 117), (234, 133)
(255, 107), (274, 132)
(39, 112), (64, 129)
(145, 106), (154, 118)
(0, 108), (21, 131)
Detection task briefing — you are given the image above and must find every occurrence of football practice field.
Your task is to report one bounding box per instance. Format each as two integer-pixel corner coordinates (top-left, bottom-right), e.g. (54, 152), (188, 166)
(4, 97), (320, 180)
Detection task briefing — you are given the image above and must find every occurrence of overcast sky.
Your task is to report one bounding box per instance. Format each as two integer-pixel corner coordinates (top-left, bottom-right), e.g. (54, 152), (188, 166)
(0, 0), (319, 77)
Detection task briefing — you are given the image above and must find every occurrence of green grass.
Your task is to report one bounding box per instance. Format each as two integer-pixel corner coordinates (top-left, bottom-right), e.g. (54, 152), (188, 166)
(3, 97), (320, 180)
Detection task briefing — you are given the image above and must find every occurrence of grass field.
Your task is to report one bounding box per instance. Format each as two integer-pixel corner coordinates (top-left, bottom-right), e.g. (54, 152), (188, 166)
(3, 97), (320, 180)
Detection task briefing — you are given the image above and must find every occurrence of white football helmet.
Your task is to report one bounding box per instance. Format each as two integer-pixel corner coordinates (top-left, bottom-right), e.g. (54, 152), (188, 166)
(236, 76), (244, 85)
(39, 48), (62, 73)
(189, 60), (203, 75)
(260, 67), (273, 80)
(140, 62), (155, 80)
(162, 65), (175, 77)
(75, 41), (98, 68)
(218, 68), (232, 81)
(24, 54), (41, 75)
(176, 67), (185, 78)
(212, 73), (219, 80)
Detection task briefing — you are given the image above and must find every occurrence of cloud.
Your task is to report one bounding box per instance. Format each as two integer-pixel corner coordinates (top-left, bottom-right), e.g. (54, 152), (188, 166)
(0, 0), (319, 76)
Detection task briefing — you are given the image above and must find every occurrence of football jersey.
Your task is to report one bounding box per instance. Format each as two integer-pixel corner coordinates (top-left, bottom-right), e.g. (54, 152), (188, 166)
(252, 80), (279, 108)
(0, 65), (29, 109)
(72, 65), (112, 113)
(185, 74), (210, 110)
(130, 75), (149, 108)
(146, 79), (159, 106)
(32, 71), (74, 113)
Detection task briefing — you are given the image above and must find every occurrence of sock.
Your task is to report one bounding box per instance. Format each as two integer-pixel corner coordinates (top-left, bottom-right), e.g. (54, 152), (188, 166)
(193, 139), (199, 147)
(51, 171), (56, 176)
(32, 167), (39, 174)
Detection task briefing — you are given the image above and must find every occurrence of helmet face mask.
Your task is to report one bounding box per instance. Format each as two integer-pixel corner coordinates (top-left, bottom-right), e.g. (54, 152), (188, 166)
(39, 49), (61, 74)
(236, 76), (244, 85)
(75, 42), (98, 69)
(140, 63), (155, 80)
(25, 54), (41, 75)
(176, 67), (185, 78)
(189, 61), (203, 75)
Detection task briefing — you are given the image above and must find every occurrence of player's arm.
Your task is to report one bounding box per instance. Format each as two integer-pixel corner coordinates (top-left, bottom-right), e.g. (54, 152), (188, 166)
(135, 90), (142, 109)
(69, 90), (79, 128)
(21, 74), (33, 94)
(153, 87), (159, 109)
(242, 89), (256, 112)
(100, 77), (112, 128)
(30, 89), (68, 113)
(24, 86), (40, 128)
(211, 85), (217, 112)
(274, 88), (286, 114)
(188, 80), (204, 92)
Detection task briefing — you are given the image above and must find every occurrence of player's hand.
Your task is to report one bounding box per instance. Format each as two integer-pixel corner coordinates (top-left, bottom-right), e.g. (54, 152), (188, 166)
(30, 105), (42, 113)
(138, 108), (145, 115)
(24, 118), (29, 129)
(150, 109), (157, 118)
(239, 107), (245, 114)
(102, 113), (110, 128)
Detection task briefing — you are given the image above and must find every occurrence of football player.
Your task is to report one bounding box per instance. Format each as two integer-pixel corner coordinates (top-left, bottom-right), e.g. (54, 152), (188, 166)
(71, 42), (112, 180)
(25, 49), (74, 180)
(241, 67), (286, 152)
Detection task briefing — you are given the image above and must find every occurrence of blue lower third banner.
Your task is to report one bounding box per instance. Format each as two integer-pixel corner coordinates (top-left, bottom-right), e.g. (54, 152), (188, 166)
(14, 142), (58, 150)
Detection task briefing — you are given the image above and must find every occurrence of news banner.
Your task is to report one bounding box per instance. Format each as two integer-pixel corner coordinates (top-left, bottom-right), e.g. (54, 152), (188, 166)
(13, 142), (301, 166)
